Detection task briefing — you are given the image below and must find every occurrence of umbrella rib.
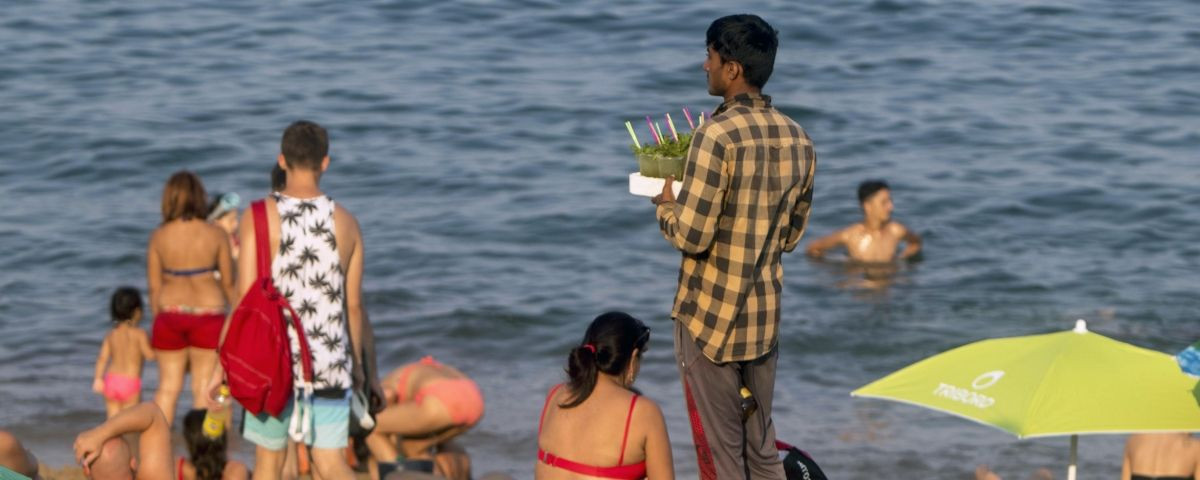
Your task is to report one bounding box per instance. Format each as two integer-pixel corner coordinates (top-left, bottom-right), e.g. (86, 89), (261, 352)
(1018, 335), (1071, 438)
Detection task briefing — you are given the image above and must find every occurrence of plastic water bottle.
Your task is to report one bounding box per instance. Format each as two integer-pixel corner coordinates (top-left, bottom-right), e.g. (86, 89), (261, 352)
(202, 385), (231, 439)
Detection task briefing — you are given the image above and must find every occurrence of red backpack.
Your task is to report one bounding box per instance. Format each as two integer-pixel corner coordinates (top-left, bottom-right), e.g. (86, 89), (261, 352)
(219, 200), (314, 417)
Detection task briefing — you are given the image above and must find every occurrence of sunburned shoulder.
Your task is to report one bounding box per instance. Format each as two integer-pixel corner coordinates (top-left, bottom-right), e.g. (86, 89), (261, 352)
(884, 220), (909, 237)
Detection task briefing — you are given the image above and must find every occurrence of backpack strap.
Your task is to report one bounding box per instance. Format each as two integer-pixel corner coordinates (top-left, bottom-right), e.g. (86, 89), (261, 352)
(252, 199), (317, 440)
(251, 200), (271, 279)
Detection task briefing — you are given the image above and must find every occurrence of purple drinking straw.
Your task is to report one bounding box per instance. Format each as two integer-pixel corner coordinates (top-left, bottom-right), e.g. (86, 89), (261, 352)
(683, 107), (695, 130)
(646, 116), (661, 145)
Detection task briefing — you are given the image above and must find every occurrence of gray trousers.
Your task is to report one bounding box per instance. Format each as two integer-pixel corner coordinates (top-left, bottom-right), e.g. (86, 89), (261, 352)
(674, 321), (784, 480)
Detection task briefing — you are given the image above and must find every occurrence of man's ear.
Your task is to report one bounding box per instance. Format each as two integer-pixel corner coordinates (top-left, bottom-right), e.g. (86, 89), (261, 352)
(277, 154), (288, 170)
(320, 155), (330, 172)
(725, 59), (742, 81)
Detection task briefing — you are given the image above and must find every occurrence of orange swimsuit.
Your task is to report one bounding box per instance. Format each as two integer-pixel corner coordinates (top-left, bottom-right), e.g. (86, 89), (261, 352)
(393, 356), (484, 426)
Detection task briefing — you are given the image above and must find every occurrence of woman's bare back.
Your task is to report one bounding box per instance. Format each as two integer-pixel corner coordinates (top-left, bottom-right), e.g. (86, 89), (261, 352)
(148, 219), (232, 311)
(1125, 433), (1200, 478)
(537, 382), (652, 477)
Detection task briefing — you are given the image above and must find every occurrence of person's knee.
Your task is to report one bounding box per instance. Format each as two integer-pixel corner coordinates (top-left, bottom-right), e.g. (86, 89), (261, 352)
(256, 445), (287, 470)
(310, 448), (352, 480)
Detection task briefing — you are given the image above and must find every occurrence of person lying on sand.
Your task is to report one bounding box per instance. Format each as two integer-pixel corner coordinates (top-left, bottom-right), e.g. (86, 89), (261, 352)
(74, 402), (172, 480)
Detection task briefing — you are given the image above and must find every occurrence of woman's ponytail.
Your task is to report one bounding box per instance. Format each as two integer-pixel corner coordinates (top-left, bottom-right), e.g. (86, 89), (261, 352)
(560, 312), (650, 408)
(562, 344), (599, 408)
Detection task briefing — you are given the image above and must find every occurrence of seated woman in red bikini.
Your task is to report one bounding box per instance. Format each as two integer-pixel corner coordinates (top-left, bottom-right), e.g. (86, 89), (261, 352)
(536, 312), (674, 480)
(146, 171), (234, 426)
(1122, 433), (1200, 480)
(366, 356), (485, 480)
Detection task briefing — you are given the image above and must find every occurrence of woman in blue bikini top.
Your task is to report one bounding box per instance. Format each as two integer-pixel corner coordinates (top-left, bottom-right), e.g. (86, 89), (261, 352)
(146, 171), (235, 425)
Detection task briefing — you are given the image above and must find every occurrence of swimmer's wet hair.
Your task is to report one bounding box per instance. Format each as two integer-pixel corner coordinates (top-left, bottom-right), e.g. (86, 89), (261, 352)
(561, 312), (650, 409)
(706, 14), (779, 89)
(110, 287), (142, 323)
(858, 180), (890, 204)
(281, 120), (328, 171)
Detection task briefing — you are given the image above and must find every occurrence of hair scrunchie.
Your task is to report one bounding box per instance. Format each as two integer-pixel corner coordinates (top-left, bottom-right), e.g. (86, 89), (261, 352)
(582, 344), (596, 354)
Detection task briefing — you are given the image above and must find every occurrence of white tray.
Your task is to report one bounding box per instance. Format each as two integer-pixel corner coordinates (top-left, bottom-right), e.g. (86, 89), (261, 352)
(629, 172), (682, 198)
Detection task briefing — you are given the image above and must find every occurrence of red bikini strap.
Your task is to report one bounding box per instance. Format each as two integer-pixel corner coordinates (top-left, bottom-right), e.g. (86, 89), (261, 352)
(177, 457), (185, 480)
(617, 395), (639, 465)
(537, 384), (563, 435)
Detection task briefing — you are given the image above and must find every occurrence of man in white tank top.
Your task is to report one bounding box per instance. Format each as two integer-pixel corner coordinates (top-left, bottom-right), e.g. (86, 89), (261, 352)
(211, 120), (381, 480)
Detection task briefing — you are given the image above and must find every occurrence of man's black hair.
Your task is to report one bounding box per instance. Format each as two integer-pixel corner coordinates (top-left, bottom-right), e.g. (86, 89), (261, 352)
(281, 120), (328, 171)
(858, 180), (890, 204)
(706, 14), (779, 89)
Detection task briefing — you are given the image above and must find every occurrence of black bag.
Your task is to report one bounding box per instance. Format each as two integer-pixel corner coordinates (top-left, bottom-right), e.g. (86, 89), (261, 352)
(777, 440), (829, 480)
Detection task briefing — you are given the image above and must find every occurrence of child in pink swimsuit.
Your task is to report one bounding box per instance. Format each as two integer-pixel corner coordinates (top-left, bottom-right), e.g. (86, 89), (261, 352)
(92, 287), (155, 418)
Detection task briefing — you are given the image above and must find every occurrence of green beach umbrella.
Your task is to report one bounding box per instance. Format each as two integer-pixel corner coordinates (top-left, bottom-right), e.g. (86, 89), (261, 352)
(852, 320), (1200, 480)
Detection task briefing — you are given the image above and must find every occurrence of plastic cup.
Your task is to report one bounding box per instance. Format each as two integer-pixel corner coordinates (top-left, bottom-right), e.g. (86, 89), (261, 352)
(636, 152), (661, 178)
(657, 155), (685, 180)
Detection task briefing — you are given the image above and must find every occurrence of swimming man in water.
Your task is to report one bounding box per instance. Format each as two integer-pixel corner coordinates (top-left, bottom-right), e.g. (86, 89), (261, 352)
(806, 180), (921, 262)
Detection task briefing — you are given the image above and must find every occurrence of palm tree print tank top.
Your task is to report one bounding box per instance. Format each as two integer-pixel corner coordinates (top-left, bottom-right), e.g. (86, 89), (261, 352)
(272, 193), (351, 390)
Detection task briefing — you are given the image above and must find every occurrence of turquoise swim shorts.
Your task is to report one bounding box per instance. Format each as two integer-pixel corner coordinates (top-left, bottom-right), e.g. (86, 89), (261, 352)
(243, 390), (350, 451)
(0, 465), (32, 480)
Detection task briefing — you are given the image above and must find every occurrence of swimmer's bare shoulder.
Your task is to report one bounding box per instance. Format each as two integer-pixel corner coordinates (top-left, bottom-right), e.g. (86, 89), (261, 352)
(884, 220), (908, 238)
(805, 223), (859, 257)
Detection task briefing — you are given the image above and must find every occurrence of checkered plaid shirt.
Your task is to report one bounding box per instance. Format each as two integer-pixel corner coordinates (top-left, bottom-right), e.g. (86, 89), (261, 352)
(656, 93), (816, 363)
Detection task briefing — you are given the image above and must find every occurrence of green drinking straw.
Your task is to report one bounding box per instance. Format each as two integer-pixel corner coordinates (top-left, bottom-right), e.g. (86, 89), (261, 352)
(666, 113), (679, 141)
(654, 122), (666, 143)
(625, 121), (641, 148)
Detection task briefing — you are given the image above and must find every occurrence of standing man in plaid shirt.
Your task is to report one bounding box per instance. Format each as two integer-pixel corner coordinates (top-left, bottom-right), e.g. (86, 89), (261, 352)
(652, 14), (817, 480)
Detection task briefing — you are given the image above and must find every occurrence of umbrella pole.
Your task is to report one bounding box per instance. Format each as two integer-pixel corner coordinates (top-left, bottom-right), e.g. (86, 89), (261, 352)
(1067, 434), (1078, 480)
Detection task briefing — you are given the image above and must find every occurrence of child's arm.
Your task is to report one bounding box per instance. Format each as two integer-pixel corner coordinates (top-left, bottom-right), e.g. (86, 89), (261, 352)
(805, 228), (847, 258)
(93, 335), (111, 394)
(139, 330), (156, 362)
(898, 223), (922, 259)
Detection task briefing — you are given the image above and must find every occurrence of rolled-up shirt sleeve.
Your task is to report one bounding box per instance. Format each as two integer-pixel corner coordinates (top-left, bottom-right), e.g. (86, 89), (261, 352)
(656, 127), (728, 255)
